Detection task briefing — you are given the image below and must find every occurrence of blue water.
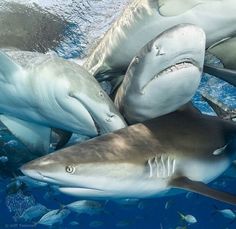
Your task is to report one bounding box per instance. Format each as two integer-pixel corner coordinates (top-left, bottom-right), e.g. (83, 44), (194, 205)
(1, 2), (236, 228)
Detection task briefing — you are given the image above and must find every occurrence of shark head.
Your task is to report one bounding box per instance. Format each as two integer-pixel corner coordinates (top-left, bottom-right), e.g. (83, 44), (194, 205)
(115, 24), (206, 123)
(28, 57), (127, 135)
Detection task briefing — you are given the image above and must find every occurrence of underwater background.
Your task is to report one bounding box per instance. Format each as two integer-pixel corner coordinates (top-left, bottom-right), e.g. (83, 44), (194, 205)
(0, 0), (236, 228)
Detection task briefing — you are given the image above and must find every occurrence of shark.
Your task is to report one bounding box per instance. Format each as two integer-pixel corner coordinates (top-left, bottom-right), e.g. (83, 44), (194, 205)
(114, 24), (205, 123)
(83, 0), (236, 88)
(0, 49), (126, 154)
(20, 106), (236, 205)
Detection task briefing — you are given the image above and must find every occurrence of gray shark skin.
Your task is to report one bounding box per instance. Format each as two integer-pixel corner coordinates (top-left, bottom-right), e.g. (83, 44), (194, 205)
(21, 107), (236, 205)
(0, 50), (126, 153)
(114, 24), (205, 124)
(0, 1), (67, 53)
(83, 0), (236, 85)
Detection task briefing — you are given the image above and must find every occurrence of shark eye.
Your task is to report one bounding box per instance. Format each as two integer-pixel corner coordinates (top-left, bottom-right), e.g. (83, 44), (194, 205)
(65, 165), (75, 174)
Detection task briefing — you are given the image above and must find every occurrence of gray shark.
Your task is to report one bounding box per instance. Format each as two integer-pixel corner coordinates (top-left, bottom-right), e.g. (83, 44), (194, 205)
(21, 106), (236, 205)
(0, 50), (126, 153)
(114, 24), (205, 123)
(83, 0), (236, 87)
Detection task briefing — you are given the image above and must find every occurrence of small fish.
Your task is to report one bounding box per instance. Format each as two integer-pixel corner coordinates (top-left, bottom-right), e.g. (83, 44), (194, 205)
(89, 221), (104, 228)
(66, 200), (104, 215)
(4, 140), (18, 147)
(214, 206), (236, 220)
(19, 203), (49, 222)
(0, 156), (8, 163)
(178, 212), (197, 224)
(37, 209), (70, 226)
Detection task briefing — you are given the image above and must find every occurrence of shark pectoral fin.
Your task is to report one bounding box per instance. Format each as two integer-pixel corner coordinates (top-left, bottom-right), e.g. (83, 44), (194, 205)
(0, 115), (51, 154)
(158, 0), (203, 17)
(0, 51), (22, 83)
(169, 176), (236, 205)
(203, 64), (236, 87)
(201, 91), (236, 121)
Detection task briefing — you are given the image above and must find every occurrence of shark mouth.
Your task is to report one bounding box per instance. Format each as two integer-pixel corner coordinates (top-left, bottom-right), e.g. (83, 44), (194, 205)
(158, 59), (200, 77)
(141, 59), (199, 93)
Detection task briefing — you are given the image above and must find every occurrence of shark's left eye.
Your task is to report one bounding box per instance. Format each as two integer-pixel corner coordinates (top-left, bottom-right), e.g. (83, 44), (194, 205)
(65, 165), (75, 174)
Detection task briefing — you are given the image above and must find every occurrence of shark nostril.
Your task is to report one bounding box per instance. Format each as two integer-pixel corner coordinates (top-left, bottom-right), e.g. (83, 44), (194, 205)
(105, 117), (112, 122)
(105, 113), (115, 122)
(155, 45), (165, 56)
(98, 90), (104, 98)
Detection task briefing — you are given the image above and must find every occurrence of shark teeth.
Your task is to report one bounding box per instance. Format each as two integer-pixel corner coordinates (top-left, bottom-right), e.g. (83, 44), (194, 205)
(140, 60), (197, 94)
(158, 62), (194, 77)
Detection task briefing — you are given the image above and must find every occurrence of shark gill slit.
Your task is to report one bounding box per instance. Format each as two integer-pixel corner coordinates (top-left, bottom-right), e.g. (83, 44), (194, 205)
(148, 155), (176, 179)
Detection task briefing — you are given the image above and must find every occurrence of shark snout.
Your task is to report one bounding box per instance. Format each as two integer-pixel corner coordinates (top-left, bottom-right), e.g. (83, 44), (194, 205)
(20, 163), (45, 181)
(20, 157), (58, 181)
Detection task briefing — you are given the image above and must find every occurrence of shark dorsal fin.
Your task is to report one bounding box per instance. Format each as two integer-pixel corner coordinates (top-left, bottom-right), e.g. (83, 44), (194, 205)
(169, 176), (236, 205)
(158, 0), (203, 17)
(0, 51), (22, 83)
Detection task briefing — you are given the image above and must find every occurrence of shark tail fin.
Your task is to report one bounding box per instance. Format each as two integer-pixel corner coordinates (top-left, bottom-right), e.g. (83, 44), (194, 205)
(201, 91), (236, 121)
